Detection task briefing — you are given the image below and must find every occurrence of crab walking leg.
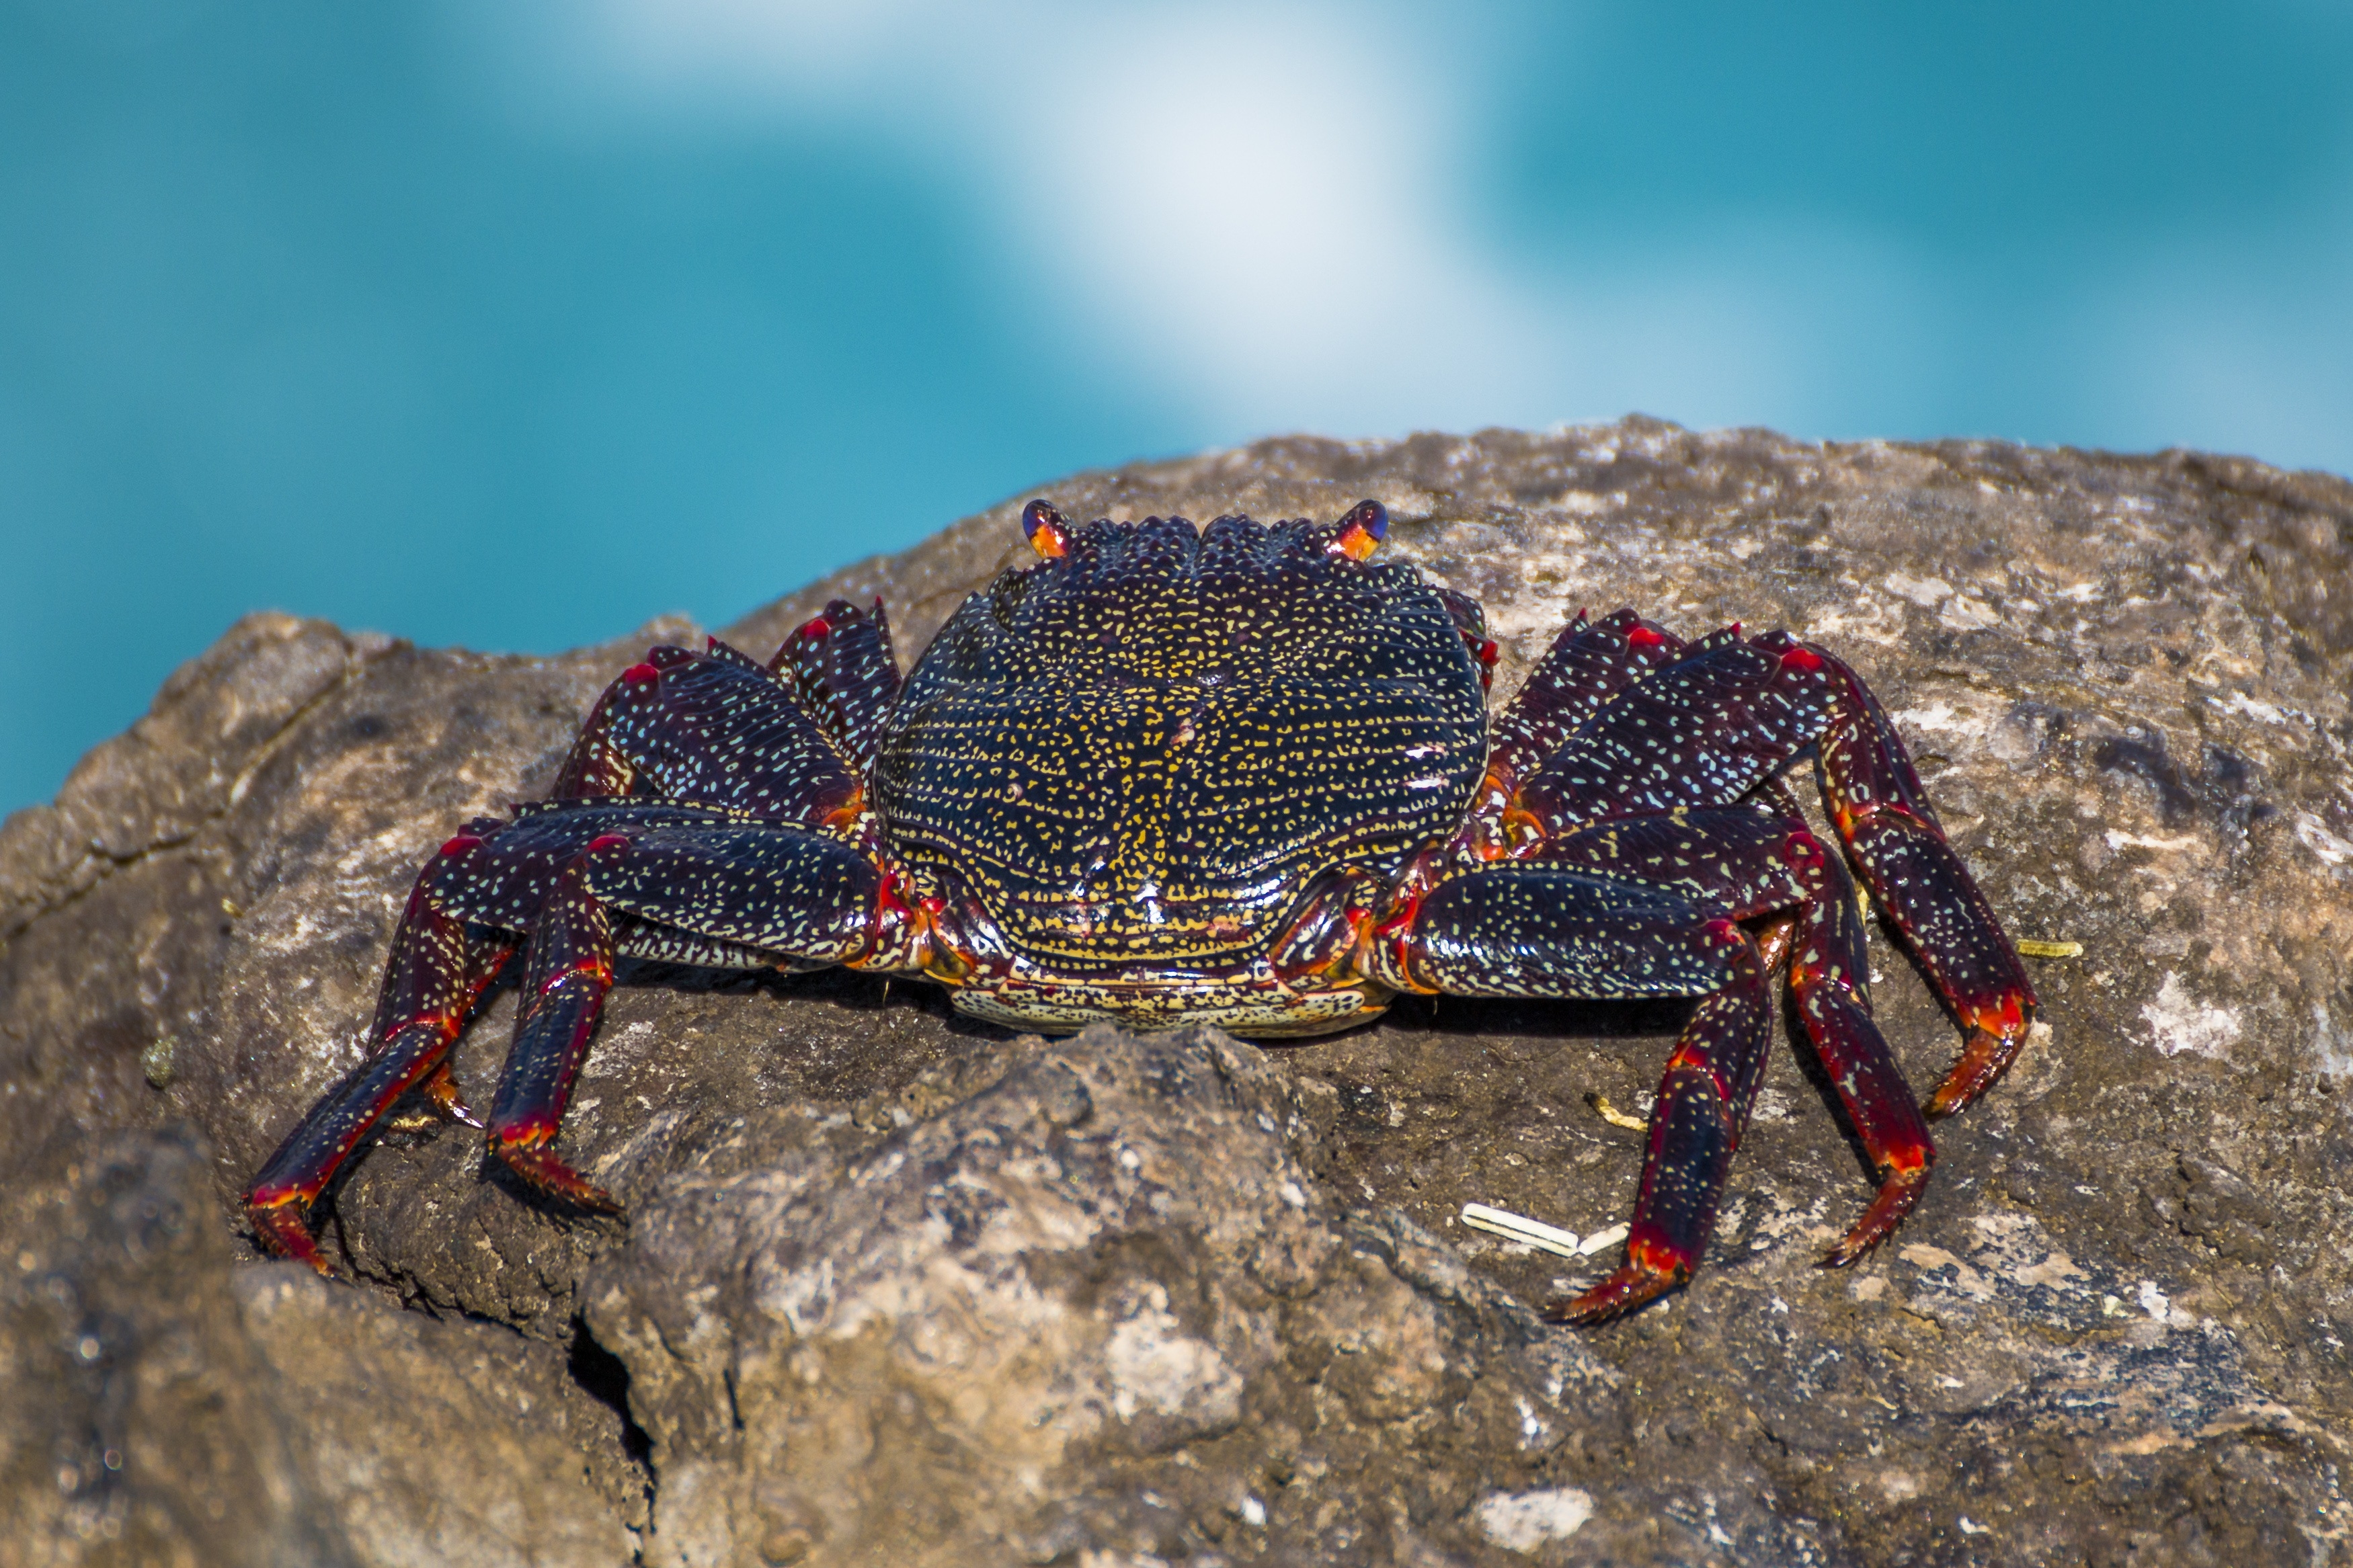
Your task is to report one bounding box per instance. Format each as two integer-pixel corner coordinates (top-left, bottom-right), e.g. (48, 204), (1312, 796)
(243, 853), (516, 1270)
(484, 838), (623, 1211)
(1763, 634), (2039, 1114)
(549, 641), (862, 825)
(1370, 870), (1769, 1321)
(771, 597), (903, 775)
(1559, 923), (1773, 1323)
(470, 818), (883, 1206)
(1519, 809), (1939, 1274)
(1777, 831), (1938, 1264)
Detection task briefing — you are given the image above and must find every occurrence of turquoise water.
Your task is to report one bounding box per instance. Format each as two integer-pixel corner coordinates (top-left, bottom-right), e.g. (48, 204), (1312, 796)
(5, 2), (2348, 813)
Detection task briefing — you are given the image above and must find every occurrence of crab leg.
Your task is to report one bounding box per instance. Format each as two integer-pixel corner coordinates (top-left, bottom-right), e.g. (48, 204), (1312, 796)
(1757, 634), (2038, 1113)
(1484, 609), (1687, 794)
(1487, 618), (2036, 1116)
(772, 597), (902, 774)
(484, 838), (623, 1211)
(243, 840), (516, 1271)
(550, 640), (862, 825)
(1560, 921), (1773, 1323)
(1535, 808), (1939, 1266)
(1380, 807), (1943, 1318)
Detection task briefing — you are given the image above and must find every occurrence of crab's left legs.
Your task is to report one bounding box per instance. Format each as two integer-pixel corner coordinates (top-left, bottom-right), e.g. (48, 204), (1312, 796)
(1375, 809), (1942, 1319)
(1380, 867), (1773, 1322)
(1534, 809), (1941, 1273)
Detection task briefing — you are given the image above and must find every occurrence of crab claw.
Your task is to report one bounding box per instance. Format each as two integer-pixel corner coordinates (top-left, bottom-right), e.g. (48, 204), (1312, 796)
(1021, 499), (1071, 560)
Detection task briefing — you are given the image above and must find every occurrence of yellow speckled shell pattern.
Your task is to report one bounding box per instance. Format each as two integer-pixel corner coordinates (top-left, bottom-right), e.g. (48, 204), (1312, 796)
(877, 511), (1486, 969)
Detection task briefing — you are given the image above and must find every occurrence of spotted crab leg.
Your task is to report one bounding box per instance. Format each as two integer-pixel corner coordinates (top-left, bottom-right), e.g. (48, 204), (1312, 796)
(770, 597), (903, 776)
(243, 836), (516, 1272)
(1527, 809), (1938, 1280)
(1457, 610), (1685, 858)
(1371, 864), (1773, 1323)
(460, 809), (889, 1211)
(550, 638), (863, 825)
(483, 837), (623, 1210)
(1755, 633), (2038, 1113)
(1380, 805), (1938, 1319)
(1472, 616), (2037, 1114)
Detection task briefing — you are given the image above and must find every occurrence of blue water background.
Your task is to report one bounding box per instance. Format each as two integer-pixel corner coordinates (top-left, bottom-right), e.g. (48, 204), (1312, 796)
(5, 2), (2350, 812)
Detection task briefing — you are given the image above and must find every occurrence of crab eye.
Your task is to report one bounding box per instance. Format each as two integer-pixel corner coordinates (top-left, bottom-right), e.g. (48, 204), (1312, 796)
(1021, 499), (1071, 561)
(1328, 499), (1388, 561)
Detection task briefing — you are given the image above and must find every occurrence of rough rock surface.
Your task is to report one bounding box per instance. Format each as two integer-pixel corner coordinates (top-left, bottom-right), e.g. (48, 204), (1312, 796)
(4, 420), (2351, 1565)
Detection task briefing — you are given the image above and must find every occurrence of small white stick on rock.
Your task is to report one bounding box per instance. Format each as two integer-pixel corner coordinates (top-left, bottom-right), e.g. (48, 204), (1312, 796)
(1460, 1203), (1582, 1258)
(1577, 1222), (1630, 1257)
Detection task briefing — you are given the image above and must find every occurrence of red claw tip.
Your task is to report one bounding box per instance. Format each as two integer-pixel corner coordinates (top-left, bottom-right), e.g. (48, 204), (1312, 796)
(1626, 624), (1667, 649)
(621, 663), (660, 686)
(586, 833), (629, 854)
(440, 832), (485, 857)
(795, 615), (833, 641)
(1778, 645), (1826, 673)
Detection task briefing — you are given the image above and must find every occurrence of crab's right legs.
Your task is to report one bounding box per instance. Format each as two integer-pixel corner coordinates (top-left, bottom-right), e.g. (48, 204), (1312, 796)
(243, 844), (515, 1272)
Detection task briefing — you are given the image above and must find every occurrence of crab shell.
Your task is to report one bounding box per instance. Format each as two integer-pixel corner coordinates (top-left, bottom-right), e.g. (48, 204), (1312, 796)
(875, 505), (1484, 1036)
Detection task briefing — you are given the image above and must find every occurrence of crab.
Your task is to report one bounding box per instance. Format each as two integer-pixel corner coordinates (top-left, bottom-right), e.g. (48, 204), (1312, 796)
(245, 499), (2036, 1322)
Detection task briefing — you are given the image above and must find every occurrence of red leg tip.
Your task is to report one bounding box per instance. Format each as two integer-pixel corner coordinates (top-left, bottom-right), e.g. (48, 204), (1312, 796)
(1545, 1259), (1685, 1326)
(1819, 1160), (1933, 1268)
(247, 1200), (333, 1276)
(1927, 1009), (2032, 1118)
(1543, 1236), (1691, 1325)
(493, 1138), (621, 1214)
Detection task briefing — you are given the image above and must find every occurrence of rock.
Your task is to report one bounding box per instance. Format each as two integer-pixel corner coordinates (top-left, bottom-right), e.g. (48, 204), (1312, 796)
(233, 1264), (641, 1566)
(0, 1122), (353, 1568)
(583, 1022), (1636, 1566)
(0, 1121), (637, 1567)
(3, 419), (2350, 1565)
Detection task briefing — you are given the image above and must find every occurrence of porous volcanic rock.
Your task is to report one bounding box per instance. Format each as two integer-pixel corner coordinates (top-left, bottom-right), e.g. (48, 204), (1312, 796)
(3, 420), (2350, 1565)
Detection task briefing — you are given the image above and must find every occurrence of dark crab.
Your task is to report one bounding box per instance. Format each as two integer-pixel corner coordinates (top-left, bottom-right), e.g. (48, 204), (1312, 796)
(245, 500), (2036, 1322)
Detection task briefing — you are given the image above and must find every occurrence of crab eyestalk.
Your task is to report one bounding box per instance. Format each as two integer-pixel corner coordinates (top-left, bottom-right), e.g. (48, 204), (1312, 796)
(1326, 499), (1388, 561)
(1022, 499), (1072, 560)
